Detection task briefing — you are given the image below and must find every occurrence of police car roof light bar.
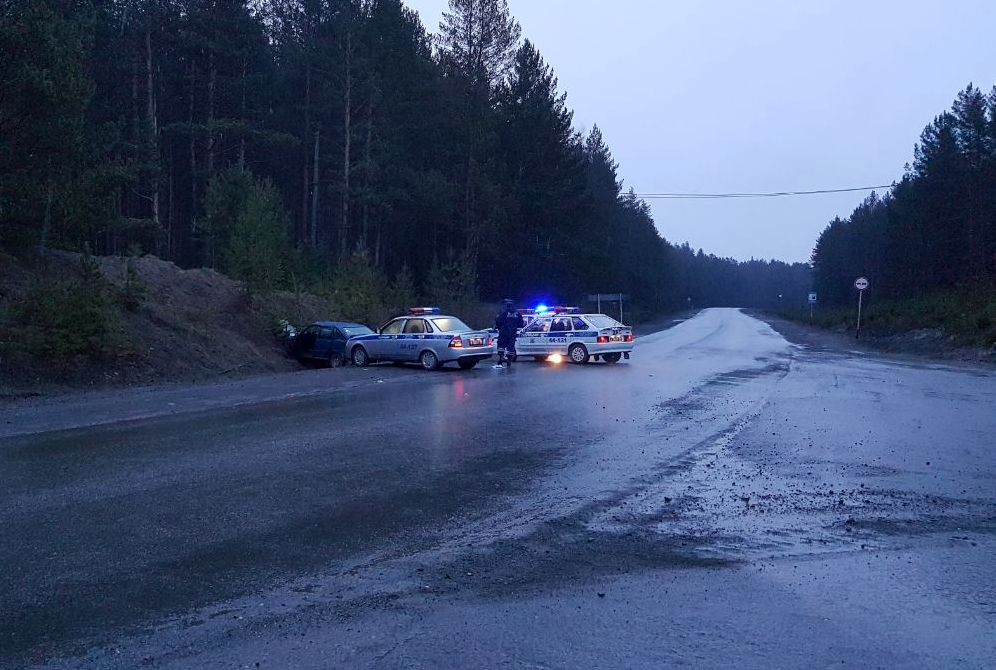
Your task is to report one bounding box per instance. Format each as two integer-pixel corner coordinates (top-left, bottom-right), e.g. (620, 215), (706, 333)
(553, 306), (580, 314)
(408, 307), (441, 315)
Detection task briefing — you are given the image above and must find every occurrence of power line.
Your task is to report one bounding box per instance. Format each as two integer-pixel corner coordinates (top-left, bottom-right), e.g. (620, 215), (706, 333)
(632, 184), (894, 199)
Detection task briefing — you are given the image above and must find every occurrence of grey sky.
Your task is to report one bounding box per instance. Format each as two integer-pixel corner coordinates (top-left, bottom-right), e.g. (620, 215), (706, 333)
(407, 0), (996, 263)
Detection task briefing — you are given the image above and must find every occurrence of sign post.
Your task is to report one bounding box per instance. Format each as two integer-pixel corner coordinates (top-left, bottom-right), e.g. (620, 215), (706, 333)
(853, 277), (869, 338)
(808, 292), (817, 324)
(588, 293), (628, 323)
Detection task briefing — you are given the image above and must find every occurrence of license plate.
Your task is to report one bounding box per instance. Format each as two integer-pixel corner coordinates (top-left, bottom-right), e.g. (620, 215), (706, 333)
(469, 338), (484, 346)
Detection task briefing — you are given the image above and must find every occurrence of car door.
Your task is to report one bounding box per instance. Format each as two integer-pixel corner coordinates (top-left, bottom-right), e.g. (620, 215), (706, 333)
(548, 316), (573, 354)
(329, 327), (348, 358)
(519, 317), (551, 355)
(293, 325), (319, 359)
(312, 327), (334, 359)
(401, 318), (429, 361)
(373, 318), (406, 360)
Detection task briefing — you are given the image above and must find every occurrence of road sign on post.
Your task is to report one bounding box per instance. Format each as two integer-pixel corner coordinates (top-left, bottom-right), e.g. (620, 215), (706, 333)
(588, 293), (627, 323)
(854, 277), (869, 338)
(808, 292), (817, 324)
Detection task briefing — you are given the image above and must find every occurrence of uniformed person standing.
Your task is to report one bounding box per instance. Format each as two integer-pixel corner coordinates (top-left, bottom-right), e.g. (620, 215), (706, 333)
(494, 299), (525, 367)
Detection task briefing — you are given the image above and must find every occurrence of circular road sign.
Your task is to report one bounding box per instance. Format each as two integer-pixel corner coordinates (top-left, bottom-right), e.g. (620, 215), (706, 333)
(854, 277), (869, 290)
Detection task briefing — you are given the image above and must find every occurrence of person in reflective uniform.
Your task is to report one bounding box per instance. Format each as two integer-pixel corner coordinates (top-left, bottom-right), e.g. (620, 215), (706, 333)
(494, 298), (524, 367)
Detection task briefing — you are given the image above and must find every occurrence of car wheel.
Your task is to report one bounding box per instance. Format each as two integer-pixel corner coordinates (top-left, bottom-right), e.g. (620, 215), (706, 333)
(458, 359), (478, 370)
(603, 352), (622, 364)
(352, 346), (370, 367)
(568, 343), (589, 364)
(327, 352), (344, 368)
(419, 350), (440, 370)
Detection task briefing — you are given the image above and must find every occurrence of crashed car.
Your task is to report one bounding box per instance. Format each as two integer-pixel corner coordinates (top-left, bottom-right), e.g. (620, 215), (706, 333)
(287, 321), (375, 367)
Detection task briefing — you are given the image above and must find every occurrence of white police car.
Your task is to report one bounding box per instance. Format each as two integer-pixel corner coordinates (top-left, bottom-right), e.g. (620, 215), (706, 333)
(345, 308), (494, 370)
(516, 307), (634, 364)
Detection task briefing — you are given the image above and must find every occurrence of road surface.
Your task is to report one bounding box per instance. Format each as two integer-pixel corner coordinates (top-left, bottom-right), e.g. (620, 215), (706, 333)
(2, 308), (994, 669)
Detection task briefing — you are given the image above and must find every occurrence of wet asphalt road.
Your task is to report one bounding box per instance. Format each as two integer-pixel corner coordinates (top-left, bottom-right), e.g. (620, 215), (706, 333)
(2, 308), (995, 669)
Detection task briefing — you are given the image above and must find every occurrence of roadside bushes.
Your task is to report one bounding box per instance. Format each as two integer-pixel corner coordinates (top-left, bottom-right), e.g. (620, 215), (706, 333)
(778, 287), (996, 348)
(5, 251), (121, 363)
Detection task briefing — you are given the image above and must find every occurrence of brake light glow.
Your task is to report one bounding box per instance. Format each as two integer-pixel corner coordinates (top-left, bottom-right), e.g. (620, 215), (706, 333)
(625, 334), (634, 342)
(449, 336), (464, 348)
(597, 335), (609, 343)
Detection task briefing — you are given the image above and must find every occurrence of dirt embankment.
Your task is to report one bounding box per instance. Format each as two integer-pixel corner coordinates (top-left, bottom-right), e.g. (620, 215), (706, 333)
(0, 251), (333, 396)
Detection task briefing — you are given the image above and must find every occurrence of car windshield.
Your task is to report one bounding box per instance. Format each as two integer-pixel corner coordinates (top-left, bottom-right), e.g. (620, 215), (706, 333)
(587, 315), (623, 329)
(340, 326), (373, 337)
(430, 317), (470, 333)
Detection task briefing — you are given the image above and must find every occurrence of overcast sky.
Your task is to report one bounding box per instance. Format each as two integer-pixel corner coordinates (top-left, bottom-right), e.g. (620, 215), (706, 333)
(406, 0), (996, 263)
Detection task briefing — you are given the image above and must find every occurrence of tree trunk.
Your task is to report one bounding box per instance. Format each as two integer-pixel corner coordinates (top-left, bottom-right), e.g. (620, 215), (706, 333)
(361, 95), (373, 251)
(145, 26), (161, 237)
(168, 144), (175, 259)
(38, 172), (53, 254)
(340, 26), (353, 260)
(188, 62), (197, 257)
(131, 55), (140, 221)
(310, 130), (320, 248)
(207, 49), (216, 178)
(238, 59), (247, 170)
(301, 62), (311, 245)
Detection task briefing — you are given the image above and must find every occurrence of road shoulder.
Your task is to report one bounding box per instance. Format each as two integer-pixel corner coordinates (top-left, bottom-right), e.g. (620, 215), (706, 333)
(753, 310), (996, 370)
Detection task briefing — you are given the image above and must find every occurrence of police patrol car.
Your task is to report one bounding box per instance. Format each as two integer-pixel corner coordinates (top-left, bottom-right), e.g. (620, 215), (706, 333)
(517, 307), (634, 364)
(345, 308), (494, 370)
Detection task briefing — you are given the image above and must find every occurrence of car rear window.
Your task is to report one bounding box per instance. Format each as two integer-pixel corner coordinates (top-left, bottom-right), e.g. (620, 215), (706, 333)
(431, 317), (470, 332)
(587, 315), (622, 329)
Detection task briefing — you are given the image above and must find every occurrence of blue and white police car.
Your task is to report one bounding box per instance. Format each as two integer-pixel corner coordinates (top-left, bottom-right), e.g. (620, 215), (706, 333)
(345, 308), (494, 370)
(516, 307), (634, 364)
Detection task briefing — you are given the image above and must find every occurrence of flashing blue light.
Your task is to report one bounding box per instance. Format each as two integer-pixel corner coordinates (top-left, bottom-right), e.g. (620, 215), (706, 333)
(535, 303), (550, 314)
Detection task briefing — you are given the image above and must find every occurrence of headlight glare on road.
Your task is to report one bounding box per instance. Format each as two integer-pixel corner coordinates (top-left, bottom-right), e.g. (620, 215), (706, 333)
(548, 353), (563, 364)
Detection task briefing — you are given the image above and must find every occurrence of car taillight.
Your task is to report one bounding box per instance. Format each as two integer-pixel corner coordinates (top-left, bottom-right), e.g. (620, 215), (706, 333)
(624, 334), (634, 342)
(449, 336), (464, 348)
(486, 337), (493, 346)
(597, 335), (609, 343)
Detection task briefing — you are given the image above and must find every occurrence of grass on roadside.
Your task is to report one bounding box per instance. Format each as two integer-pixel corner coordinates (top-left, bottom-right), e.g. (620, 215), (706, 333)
(778, 288), (996, 348)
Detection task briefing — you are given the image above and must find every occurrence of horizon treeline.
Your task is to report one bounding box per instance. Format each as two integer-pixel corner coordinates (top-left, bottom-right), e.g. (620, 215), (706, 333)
(812, 83), (996, 306)
(2, 0), (809, 312)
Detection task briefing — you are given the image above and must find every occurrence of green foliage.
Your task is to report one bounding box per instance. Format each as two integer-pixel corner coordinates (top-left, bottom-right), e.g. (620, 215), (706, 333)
(331, 247), (389, 325)
(9, 252), (120, 361)
(423, 252), (479, 311)
(201, 169), (255, 267)
(222, 176), (293, 294)
(812, 83), (996, 308)
(120, 255), (147, 312)
(0, 0), (100, 250)
(1, 0), (813, 319)
(782, 288), (996, 347)
(387, 264), (419, 314)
